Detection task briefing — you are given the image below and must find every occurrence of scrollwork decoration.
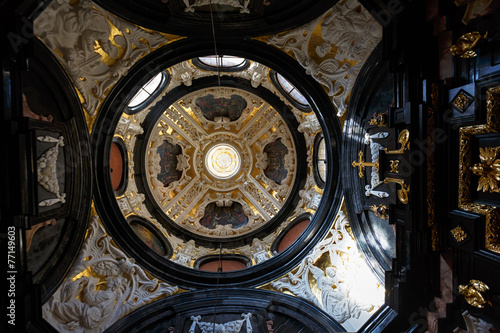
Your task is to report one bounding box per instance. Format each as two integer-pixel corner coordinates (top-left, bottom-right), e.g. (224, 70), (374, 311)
(42, 216), (178, 332)
(265, 0), (382, 117)
(271, 211), (383, 324)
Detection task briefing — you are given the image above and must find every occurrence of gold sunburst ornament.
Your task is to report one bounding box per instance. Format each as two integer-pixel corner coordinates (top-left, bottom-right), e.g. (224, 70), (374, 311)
(471, 147), (500, 193)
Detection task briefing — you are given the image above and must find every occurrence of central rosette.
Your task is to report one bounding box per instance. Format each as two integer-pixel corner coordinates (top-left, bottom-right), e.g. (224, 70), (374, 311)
(205, 143), (241, 180)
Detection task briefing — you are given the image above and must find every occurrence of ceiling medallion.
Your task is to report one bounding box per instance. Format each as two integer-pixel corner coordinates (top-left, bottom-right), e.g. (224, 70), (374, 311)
(204, 143), (242, 180)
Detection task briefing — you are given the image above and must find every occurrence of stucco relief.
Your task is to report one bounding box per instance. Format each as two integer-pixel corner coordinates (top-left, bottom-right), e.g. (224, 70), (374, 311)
(35, 0), (167, 116)
(183, 0), (251, 14)
(271, 211), (383, 329)
(188, 313), (253, 333)
(43, 216), (178, 333)
(266, 0), (382, 116)
(37, 135), (66, 207)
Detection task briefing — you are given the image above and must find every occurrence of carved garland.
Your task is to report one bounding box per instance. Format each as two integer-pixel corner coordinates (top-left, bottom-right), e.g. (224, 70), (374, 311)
(37, 135), (66, 207)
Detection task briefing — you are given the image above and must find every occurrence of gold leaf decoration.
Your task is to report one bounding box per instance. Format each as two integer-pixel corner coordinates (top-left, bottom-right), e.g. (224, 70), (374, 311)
(471, 147), (500, 193)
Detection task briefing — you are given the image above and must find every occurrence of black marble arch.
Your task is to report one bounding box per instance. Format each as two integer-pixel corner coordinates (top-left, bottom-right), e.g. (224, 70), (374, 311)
(106, 289), (346, 333)
(90, 37), (342, 289)
(24, 40), (92, 302)
(93, 0), (338, 39)
(342, 42), (395, 282)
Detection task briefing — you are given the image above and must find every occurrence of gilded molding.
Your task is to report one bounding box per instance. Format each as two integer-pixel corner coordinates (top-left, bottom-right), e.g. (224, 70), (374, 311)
(368, 111), (388, 127)
(370, 204), (388, 220)
(427, 83), (439, 251)
(383, 177), (410, 204)
(384, 129), (410, 155)
(450, 90), (474, 113)
(471, 147), (500, 193)
(458, 86), (500, 254)
(487, 86), (500, 131)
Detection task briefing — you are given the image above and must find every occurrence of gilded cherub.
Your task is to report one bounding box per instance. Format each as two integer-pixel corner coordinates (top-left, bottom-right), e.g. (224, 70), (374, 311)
(458, 279), (491, 308)
(450, 31), (488, 58)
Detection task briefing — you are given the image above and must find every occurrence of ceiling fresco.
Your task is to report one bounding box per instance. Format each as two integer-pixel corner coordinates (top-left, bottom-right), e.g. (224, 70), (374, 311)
(113, 60), (320, 261)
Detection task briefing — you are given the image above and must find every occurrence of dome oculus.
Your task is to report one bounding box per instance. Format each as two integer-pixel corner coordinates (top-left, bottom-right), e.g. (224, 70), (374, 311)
(205, 143), (241, 179)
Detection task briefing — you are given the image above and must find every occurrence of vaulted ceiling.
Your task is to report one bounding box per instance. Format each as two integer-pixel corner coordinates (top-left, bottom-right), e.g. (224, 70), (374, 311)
(3, 0), (500, 332)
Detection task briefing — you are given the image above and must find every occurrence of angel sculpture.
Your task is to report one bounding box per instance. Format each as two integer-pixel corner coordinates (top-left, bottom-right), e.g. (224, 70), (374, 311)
(450, 31), (488, 58)
(459, 279), (491, 308)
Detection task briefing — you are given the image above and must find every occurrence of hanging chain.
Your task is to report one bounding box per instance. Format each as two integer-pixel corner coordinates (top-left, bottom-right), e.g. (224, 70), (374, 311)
(212, 243), (223, 332)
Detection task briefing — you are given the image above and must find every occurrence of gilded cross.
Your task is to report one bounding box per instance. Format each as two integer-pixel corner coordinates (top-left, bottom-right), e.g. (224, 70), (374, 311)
(351, 151), (379, 178)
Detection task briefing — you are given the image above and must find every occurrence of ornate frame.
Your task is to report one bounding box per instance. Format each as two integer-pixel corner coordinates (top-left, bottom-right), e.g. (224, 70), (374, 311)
(458, 86), (500, 254)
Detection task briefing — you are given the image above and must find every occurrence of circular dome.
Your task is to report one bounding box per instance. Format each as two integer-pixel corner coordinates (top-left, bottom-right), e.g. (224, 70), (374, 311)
(143, 86), (298, 240)
(205, 143), (241, 180)
(90, 38), (342, 289)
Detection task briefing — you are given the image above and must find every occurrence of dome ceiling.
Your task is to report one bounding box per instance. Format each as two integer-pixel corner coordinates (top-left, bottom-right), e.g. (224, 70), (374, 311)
(143, 87), (297, 238)
(114, 57), (322, 269)
(30, 0), (386, 330)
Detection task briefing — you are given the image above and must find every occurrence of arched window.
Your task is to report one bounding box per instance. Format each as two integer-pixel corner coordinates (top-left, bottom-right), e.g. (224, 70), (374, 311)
(313, 134), (327, 188)
(271, 71), (310, 110)
(193, 55), (249, 72)
(127, 71), (168, 114)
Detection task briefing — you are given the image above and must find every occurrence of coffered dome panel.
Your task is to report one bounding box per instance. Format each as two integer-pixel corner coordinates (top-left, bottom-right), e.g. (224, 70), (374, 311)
(142, 87), (297, 239)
